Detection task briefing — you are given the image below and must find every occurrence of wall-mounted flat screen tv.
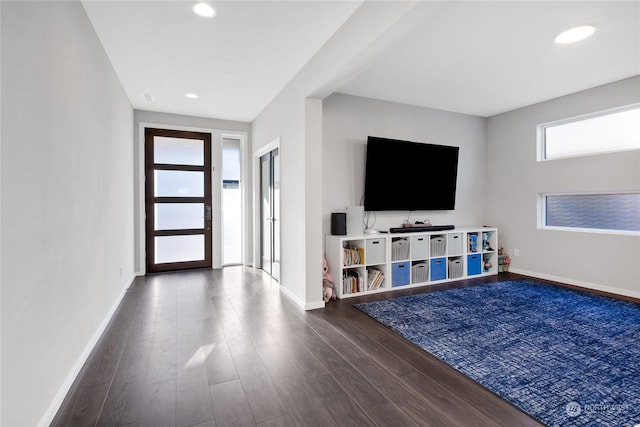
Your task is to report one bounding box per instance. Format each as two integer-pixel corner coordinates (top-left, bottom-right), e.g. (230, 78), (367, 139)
(363, 136), (459, 211)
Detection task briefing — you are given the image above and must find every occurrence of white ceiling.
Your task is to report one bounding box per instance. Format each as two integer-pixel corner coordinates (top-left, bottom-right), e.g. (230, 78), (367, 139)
(82, 1), (640, 123)
(81, 0), (362, 122)
(339, 1), (640, 117)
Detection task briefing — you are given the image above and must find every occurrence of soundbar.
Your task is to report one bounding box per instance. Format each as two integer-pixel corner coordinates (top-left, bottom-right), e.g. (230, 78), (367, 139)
(389, 225), (455, 233)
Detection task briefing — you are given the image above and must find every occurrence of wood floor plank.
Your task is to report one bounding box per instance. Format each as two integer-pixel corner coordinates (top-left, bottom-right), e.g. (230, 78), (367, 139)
(263, 330), (376, 426)
(136, 379), (177, 427)
(50, 382), (109, 427)
(292, 325), (420, 427)
(230, 349), (288, 424)
(95, 337), (152, 426)
(256, 344), (339, 426)
(307, 371), (378, 427)
(255, 414), (296, 427)
(177, 381), (215, 427)
(177, 333), (215, 427)
(210, 379), (256, 427)
(199, 329), (238, 386)
(145, 332), (177, 384)
(77, 314), (131, 388)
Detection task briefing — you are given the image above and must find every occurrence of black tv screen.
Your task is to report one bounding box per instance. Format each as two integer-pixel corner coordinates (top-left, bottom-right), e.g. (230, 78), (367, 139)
(363, 136), (459, 211)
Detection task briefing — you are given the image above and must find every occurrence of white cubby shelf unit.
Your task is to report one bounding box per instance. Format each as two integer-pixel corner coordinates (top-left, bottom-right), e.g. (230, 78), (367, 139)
(325, 227), (498, 299)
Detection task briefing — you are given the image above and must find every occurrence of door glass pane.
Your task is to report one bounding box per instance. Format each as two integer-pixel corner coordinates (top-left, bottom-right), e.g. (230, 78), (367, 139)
(272, 150), (280, 280)
(261, 155), (271, 274)
(222, 138), (241, 265)
(155, 203), (204, 230)
(155, 170), (204, 197)
(222, 138), (241, 181)
(155, 235), (205, 264)
(154, 136), (204, 165)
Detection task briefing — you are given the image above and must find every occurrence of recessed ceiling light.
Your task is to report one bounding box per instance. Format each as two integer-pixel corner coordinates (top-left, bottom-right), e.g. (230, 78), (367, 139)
(193, 2), (216, 18)
(185, 93), (199, 99)
(554, 25), (596, 44)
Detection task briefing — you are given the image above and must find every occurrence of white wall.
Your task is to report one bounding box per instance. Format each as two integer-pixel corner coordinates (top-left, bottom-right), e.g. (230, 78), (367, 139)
(487, 76), (640, 298)
(1, 2), (134, 425)
(252, 90), (312, 307)
(252, 1), (425, 309)
(133, 110), (251, 272)
(323, 93), (488, 235)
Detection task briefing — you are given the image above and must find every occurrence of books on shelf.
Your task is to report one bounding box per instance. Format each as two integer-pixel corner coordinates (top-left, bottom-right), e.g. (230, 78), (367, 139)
(343, 268), (385, 294)
(367, 268), (384, 291)
(343, 270), (363, 294)
(468, 233), (478, 252)
(343, 246), (364, 266)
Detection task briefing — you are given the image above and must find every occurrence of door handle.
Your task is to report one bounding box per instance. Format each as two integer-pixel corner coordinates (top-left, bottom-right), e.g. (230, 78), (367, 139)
(204, 205), (212, 221)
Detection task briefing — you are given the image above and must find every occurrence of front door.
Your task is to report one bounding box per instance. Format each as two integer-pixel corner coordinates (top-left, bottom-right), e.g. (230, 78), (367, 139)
(145, 128), (212, 273)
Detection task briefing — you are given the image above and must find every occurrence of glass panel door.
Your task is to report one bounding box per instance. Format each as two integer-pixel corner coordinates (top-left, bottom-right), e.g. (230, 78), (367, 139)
(260, 148), (280, 281)
(145, 128), (212, 273)
(272, 149), (280, 281)
(260, 153), (272, 276)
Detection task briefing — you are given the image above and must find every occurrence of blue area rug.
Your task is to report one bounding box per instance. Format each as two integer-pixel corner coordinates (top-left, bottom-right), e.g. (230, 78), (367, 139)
(354, 280), (640, 427)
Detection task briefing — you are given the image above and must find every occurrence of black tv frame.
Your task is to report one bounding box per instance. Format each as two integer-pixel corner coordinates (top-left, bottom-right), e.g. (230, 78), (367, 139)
(363, 136), (459, 212)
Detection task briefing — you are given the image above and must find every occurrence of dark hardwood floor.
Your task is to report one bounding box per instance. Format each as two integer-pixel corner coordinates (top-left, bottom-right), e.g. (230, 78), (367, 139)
(52, 268), (548, 427)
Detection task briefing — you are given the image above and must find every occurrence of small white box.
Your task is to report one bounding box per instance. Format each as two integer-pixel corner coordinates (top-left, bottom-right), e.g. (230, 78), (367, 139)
(447, 233), (463, 255)
(346, 206), (364, 235)
(411, 236), (429, 259)
(365, 239), (386, 264)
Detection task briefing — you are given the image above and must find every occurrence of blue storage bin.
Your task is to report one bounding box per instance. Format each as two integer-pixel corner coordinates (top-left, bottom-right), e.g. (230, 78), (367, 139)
(468, 254), (482, 275)
(430, 258), (446, 281)
(392, 262), (410, 287)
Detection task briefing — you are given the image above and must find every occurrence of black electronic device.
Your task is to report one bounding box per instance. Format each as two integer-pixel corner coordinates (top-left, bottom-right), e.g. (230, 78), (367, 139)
(389, 225), (455, 233)
(363, 136), (459, 211)
(331, 212), (347, 235)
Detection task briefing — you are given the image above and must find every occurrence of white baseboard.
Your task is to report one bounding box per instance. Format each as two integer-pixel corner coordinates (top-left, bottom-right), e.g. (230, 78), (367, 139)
(278, 284), (305, 310)
(278, 284), (325, 311)
(305, 300), (326, 311)
(38, 274), (135, 427)
(510, 268), (640, 300)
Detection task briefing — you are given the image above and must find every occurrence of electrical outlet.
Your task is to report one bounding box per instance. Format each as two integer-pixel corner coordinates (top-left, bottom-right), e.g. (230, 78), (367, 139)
(513, 248), (520, 257)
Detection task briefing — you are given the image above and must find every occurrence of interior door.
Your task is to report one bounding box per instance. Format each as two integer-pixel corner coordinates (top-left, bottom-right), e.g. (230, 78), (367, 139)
(260, 153), (272, 276)
(145, 128), (212, 273)
(260, 148), (280, 280)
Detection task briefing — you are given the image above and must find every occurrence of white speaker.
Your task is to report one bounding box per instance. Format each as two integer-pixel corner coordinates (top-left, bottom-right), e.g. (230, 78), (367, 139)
(346, 206), (364, 235)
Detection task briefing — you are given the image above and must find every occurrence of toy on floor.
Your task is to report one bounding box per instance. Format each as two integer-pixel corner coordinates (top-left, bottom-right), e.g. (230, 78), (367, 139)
(323, 256), (337, 302)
